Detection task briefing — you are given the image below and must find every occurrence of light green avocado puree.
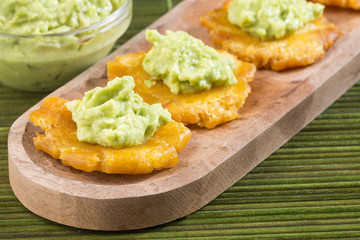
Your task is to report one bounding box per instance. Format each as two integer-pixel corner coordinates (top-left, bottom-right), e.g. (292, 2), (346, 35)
(0, 0), (122, 35)
(0, 0), (129, 92)
(142, 30), (237, 95)
(66, 76), (172, 148)
(228, 0), (324, 40)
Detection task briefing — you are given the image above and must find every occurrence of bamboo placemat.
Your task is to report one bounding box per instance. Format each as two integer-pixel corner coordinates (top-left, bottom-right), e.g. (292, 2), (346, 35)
(1, 0), (360, 239)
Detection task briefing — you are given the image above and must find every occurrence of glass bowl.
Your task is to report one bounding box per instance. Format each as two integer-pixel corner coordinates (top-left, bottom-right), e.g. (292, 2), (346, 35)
(0, 0), (132, 92)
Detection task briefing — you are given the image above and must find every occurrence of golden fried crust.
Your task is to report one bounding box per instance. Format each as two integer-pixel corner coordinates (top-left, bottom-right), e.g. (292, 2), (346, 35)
(29, 97), (191, 175)
(107, 52), (256, 129)
(310, 0), (360, 9)
(200, 1), (341, 71)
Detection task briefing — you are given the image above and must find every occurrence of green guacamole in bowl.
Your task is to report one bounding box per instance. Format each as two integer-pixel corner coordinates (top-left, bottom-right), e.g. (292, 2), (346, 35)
(0, 0), (132, 92)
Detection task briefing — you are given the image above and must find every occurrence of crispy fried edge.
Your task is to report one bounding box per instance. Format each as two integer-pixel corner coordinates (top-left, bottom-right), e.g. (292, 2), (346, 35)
(29, 97), (191, 175)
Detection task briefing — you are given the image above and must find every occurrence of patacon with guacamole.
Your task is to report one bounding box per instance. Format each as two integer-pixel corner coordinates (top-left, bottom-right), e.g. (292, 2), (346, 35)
(29, 76), (191, 174)
(0, 0), (132, 91)
(107, 29), (256, 129)
(200, 0), (341, 70)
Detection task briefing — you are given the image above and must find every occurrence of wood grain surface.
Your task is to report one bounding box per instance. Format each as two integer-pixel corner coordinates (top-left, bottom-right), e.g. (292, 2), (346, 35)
(8, 0), (360, 231)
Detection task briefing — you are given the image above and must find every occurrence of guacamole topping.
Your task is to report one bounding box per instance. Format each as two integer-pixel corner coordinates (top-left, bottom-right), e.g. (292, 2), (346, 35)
(227, 0), (324, 40)
(66, 76), (172, 148)
(0, 0), (122, 35)
(142, 30), (237, 95)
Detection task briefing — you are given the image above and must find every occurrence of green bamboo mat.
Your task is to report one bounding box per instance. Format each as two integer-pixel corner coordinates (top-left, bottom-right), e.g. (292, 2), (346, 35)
(1, 0), (360, 239)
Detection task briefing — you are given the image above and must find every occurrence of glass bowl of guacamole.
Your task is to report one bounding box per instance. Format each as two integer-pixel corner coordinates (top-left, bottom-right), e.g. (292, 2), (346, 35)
(0, 0), (132, 92)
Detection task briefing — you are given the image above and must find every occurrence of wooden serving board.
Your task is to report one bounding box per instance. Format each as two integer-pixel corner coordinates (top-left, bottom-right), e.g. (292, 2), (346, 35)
(8, 0), (360, 231)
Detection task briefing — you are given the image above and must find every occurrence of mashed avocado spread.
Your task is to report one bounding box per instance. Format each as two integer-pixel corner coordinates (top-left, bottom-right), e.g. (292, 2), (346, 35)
(0, 0), (122, 35)
(0, 0), (131, 92)
(142, 30), (237, 95)
(66, 76), (172, 148)
(228, 0), (324, 40)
